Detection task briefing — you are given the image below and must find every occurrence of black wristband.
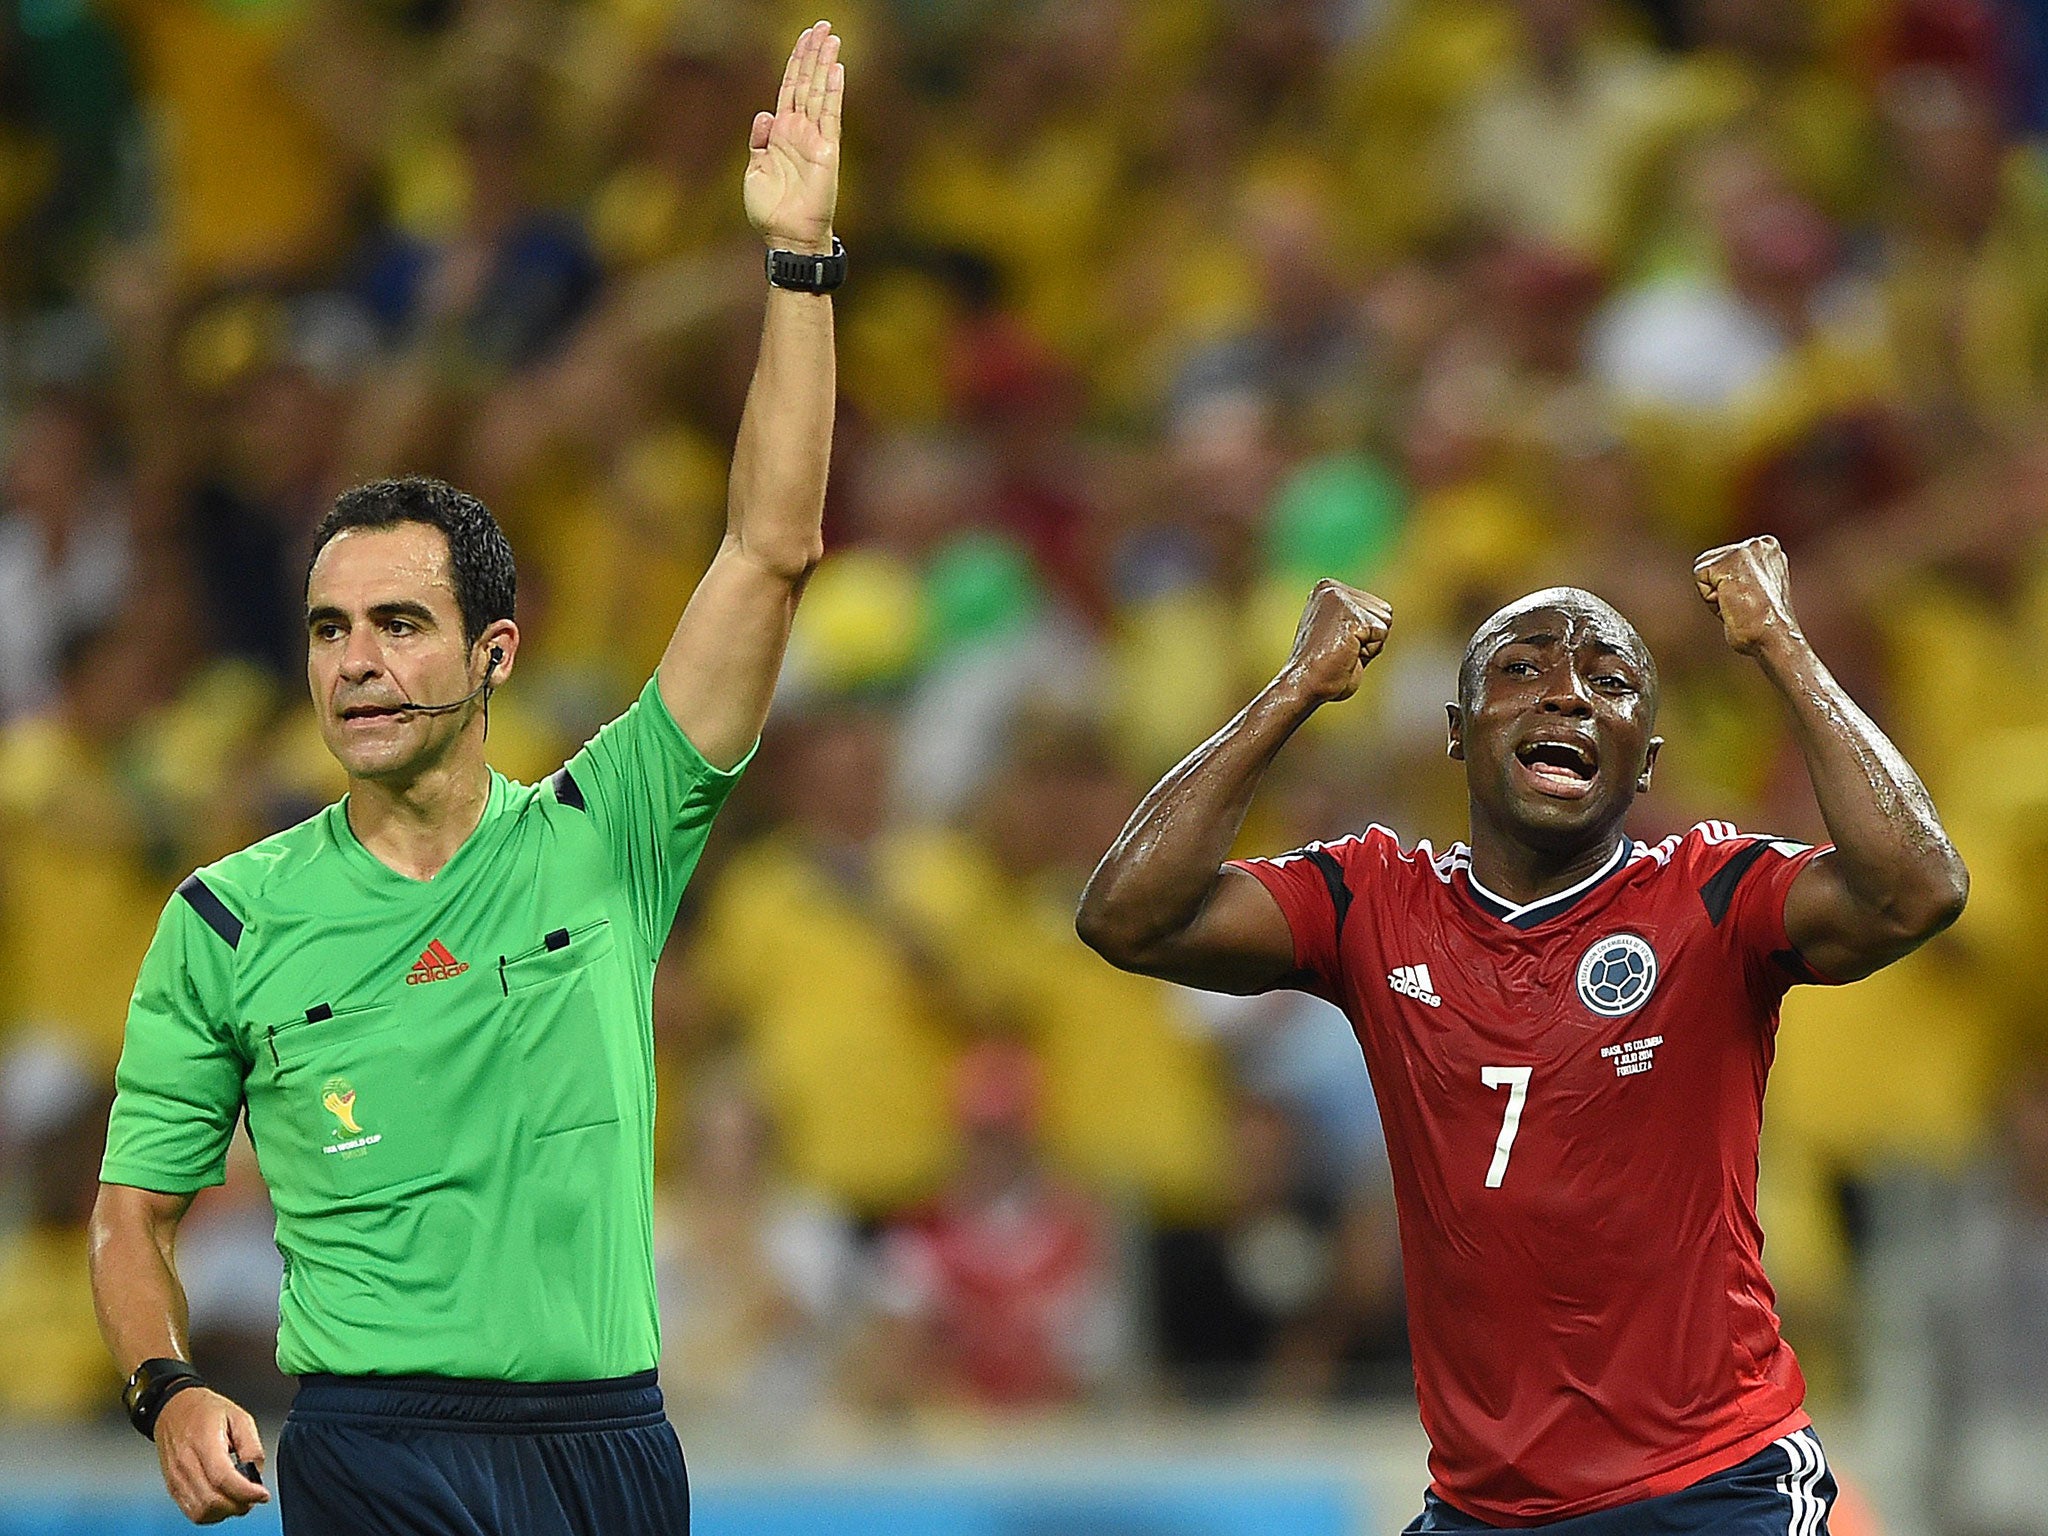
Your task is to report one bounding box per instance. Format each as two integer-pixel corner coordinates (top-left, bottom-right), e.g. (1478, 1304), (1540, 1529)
(765, 237), (846, 293)
(124, 1357), (206, 1440)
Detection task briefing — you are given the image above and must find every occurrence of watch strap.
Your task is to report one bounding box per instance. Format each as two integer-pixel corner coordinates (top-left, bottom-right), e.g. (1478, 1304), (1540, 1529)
(124, 1357), (206, 1440)
(765, 237), (846, 293)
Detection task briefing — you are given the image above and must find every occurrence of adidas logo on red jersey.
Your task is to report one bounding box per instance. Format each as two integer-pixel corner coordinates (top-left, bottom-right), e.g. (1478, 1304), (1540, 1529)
(406, 940), (469, 985)
(1388, 963), (1441, 1008)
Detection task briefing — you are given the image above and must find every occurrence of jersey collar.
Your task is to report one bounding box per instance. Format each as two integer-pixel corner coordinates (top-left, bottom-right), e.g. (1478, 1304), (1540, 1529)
(1461, 836), (1631, 930)
(332, 770), (511, 887)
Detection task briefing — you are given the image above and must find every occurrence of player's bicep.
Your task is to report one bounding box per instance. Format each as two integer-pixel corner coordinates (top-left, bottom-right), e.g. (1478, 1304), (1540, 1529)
(1118, 867), (1307, 996)
(1781, 851), (1923, 983)
(1183, 865), (1306, 993)
(656, 536), (806, 772)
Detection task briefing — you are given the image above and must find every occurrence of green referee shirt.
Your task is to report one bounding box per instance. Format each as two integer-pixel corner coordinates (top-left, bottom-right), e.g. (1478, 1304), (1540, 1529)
(101, 678), (750, 1381)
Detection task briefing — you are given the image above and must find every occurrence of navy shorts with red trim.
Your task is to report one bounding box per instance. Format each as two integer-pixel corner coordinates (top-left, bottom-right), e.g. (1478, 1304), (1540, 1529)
(1405, 1428), (1835, 1535)
(276, 1369), (688, 1536)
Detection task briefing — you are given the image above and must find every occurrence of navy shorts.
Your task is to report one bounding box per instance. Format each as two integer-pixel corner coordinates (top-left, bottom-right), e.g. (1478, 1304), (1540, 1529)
(1406, 1427), (1836, 1535)
(275, 1369), (689, 1536)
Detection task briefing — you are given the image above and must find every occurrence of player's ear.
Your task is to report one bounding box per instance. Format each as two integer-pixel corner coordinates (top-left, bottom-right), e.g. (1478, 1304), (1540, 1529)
(1637, 736), (1662, 793)
(1446, 703), (1465, 762)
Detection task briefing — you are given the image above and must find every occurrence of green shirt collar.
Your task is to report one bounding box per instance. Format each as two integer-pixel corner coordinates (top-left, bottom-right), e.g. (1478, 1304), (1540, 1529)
(329, 770), (510, 887)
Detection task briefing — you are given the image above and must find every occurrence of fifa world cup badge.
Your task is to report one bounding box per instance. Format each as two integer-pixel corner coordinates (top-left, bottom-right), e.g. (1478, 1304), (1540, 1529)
(321, 1077), (383, 1158)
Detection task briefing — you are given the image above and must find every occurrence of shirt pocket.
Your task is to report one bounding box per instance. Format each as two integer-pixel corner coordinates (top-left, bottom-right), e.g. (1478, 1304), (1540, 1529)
(258, 1002), (446, 1202)
(495, 918), (622, 1139)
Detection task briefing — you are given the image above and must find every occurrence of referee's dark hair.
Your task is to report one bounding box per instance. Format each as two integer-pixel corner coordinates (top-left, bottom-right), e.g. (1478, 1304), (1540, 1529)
(309, 476), (517, 646)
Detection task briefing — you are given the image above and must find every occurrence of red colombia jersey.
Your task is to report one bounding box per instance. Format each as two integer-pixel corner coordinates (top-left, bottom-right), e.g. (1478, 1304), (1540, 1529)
(1229, 822), (1839, 1525)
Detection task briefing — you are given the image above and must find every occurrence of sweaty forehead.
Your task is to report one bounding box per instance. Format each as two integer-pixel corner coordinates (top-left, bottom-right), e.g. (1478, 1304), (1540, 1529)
(1458, 587), (1659, 713)
(308, 524), (457, 608)
(1473, 589), (1647, 668)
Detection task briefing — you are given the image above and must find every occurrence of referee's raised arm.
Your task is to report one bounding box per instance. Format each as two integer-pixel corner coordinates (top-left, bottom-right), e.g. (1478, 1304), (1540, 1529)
(653, 20), (844, 771)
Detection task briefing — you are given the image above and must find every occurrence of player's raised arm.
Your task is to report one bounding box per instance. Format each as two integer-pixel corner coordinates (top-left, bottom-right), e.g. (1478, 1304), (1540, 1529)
(1076, 580), (1391, 993)
(655, 21), (843, 769)
(1694, 536), (1968, 982)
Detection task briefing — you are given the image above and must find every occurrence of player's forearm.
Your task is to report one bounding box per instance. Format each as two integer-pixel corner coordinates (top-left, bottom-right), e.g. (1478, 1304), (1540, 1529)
(723, 284), (835, 582)
(1077, 679), (1317, 961)
(87, 1185), (195, 1374)
(1756, 633), (1967, 938)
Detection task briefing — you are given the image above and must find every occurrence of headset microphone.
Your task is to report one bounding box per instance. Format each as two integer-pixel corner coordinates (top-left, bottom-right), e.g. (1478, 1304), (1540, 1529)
(385, 645), (505, 717)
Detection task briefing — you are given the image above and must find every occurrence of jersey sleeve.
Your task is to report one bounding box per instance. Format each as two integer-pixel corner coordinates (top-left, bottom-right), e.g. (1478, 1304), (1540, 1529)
(1226, 833), (1382, 1001)
(553, 676), (754, 952)
(100, 886), (248, 1194)
(1693, 830), (1843, 996)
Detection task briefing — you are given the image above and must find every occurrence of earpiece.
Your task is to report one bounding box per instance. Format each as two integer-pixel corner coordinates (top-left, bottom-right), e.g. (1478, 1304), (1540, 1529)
(387, 644), (508, 717)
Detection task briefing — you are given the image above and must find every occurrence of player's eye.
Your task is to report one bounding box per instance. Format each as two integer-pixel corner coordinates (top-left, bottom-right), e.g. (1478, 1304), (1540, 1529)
(1503, 660), (1538, 677)
(1594, 674), (1634, 692)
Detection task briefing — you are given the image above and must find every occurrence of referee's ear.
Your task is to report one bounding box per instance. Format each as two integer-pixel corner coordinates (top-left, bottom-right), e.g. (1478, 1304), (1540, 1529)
(475, 621), (519, 687)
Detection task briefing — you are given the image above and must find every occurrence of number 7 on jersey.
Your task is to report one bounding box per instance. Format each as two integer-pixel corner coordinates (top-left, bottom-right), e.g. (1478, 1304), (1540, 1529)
(1480, 1066), (1532, 1188)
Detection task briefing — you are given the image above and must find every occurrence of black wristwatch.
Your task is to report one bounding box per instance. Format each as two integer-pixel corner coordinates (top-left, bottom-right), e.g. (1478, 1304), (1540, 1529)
(765, 237), (846, 293)
(124, 1357), (206, 1440)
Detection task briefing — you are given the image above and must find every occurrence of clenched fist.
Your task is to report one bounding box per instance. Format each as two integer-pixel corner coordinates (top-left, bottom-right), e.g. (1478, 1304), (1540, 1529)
(1280, 580), (1392, 705)
(1695, 536), (1805, 658)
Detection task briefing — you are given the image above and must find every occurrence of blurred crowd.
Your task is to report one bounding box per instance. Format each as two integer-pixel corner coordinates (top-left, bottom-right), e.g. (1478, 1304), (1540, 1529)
(0, 0), (2046, 1527)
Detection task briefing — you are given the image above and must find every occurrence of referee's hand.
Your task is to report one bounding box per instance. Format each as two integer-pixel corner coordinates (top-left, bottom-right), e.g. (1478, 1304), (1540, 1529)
(744, 20), (842, 252)
(154, 1386), (269, 1523)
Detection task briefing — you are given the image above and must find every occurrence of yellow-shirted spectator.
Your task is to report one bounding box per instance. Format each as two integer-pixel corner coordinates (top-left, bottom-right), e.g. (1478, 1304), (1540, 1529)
(889, 798), (1232, 1222)
(512, 425), (730, 695)
(0, 123), (54, 271)
(1105, 580), (1248, 781)
(1452, 0), (1680, 263)
(1754, 530), (2047, 1345)
(0, 1039), (115, 1421)
(893, 7), (1130, 367)
(1773, 937), (1998, 1180)
(1091, 93), (1261, 421)
(1878, 74), (2048, 434)
(585, 38), (754, 273)
(693, 711), (958, 1215)
(1654, 0), (1881, 223)
(106, 0), (350, 284)
(0, 629), (178, 1072)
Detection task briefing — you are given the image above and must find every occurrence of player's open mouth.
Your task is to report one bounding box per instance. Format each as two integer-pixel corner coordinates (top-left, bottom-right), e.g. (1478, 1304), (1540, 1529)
(1513, 738), (1597, 799)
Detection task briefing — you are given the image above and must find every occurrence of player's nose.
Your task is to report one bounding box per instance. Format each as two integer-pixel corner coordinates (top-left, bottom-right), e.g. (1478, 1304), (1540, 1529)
(1539, 666), (1593, 714)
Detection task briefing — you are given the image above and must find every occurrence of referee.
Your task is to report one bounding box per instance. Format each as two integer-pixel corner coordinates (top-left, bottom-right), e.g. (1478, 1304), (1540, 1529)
(85, 22), (844, 1532)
